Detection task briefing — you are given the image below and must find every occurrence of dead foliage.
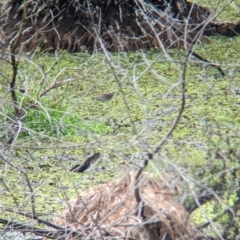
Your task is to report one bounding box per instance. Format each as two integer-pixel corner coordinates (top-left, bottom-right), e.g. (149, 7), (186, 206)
(0, 0), (240, 53)
(53, 171), (197, 240)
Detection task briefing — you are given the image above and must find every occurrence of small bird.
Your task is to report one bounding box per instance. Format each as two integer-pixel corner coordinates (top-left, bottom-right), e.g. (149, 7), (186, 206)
(92, 93), (114, 102)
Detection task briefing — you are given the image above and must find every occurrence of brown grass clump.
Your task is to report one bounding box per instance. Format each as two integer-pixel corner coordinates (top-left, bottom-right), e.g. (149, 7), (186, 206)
(1, 0), (240, 53)
(53, 172), (196, 240)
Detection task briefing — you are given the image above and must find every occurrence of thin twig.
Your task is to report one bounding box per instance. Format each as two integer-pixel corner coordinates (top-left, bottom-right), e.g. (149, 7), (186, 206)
(192, 51), (225, 76)
(2, 207), (65, 230)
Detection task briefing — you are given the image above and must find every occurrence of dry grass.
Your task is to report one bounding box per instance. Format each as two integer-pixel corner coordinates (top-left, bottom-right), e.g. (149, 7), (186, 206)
(53, 172), (196, 240)
(1, 0), (240, 53)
